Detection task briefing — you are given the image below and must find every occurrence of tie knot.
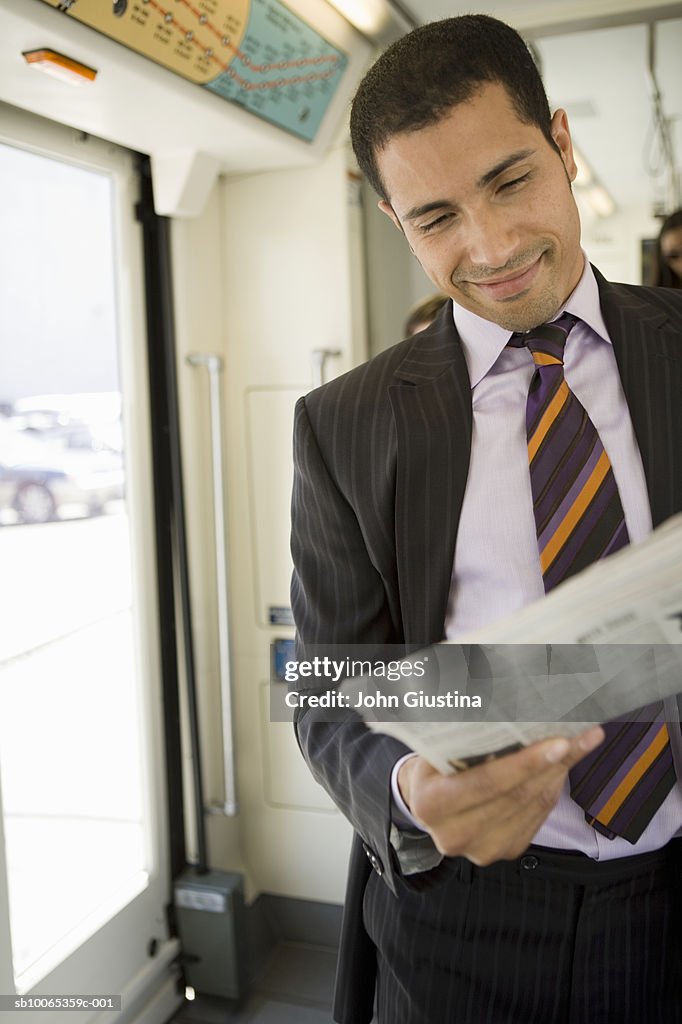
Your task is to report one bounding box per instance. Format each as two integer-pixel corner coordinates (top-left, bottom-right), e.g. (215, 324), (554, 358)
(508, 312), (577, 367)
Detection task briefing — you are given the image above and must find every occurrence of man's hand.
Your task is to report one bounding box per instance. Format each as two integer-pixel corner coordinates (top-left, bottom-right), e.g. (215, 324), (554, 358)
(397, 726), (604, 866)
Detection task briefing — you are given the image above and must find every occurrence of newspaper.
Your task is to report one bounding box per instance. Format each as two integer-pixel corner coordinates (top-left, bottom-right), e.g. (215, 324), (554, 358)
(355, 513), (682, 774)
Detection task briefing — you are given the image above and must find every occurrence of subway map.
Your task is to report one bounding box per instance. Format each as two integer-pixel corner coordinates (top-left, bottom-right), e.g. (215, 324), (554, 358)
(41, 0), (349, 142)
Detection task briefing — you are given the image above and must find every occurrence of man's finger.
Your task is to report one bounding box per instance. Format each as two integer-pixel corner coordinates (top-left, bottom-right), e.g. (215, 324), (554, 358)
(412, 725), (604, 821)
(427, 762), (568, 857)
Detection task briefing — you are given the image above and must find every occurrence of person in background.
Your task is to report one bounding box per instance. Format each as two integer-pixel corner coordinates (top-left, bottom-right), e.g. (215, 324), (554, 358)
(403, 293), (449, 336)
(655, 208), (682, 287)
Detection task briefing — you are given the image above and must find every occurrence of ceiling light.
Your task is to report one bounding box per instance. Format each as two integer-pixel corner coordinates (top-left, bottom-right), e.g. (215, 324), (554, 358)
(572, 146), (592, 188)
(569, 143), (615, 218)
(22, 49), (97, 86)
(325, 0), (391, 36)
(587, 184), (616, 219)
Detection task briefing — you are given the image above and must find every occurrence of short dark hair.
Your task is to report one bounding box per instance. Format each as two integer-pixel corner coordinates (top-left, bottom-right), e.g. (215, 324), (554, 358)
(350, 15), (557, 201)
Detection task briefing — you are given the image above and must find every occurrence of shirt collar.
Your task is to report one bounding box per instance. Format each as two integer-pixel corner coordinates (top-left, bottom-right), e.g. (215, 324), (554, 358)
(452, 257), (611, 389)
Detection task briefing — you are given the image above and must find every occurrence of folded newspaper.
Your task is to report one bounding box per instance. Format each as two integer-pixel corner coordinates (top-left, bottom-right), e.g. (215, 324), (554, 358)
(346, 513), (682, 774)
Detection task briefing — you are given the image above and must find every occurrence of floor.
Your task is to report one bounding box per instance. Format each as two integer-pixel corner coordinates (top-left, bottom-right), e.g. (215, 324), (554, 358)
(169, 942), (339, 1024)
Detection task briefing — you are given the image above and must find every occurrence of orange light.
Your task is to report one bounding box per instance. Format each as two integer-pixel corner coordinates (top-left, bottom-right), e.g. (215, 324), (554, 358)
(22, 49), (97, 85)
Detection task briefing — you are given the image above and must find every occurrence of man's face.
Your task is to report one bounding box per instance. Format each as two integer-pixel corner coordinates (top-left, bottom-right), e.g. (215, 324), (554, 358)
(377, 83), (584, 332)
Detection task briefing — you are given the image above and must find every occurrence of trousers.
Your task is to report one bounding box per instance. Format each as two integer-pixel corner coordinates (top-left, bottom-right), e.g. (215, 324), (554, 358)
(363, 841), (682, 1023)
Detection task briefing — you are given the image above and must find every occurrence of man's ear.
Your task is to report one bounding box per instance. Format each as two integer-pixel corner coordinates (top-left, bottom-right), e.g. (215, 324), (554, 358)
(550, 108), (578, 183)
(378, 199), (403, 232)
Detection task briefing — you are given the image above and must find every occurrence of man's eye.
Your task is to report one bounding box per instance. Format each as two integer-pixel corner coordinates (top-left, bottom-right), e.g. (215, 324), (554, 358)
(499, 173), (531, 192)
(420, 214), (451, 233)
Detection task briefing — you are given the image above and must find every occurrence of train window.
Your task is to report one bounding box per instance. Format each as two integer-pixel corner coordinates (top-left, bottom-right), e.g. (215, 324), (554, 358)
(0, 141), (149, 987)
(0, 112), (175, 1014)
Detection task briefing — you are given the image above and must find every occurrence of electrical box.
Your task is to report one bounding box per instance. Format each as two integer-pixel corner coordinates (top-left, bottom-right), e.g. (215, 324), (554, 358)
(174, 868), (246, 1000)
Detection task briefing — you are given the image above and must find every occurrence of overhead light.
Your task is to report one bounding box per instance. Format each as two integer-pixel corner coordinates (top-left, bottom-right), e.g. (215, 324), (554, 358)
(22, 49), (97, 86)
(569, 142), (615, 218)
(325, 0), (391, 36)
(587, 184), (616, 219)
(572, 145), (592, 188)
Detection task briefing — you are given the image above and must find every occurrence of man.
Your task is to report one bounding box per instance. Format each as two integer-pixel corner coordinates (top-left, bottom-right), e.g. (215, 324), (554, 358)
(290, 15), (682, 1024)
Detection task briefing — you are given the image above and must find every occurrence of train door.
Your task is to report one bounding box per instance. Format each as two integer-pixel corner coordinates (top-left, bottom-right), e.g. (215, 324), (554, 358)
(0, 104), (179, 1024)
(171, 143), (368, 915)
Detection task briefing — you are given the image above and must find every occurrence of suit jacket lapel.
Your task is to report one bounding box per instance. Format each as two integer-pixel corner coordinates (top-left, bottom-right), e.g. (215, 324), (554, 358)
(389, 307), (472, 648)
(596, 268), (682, 527)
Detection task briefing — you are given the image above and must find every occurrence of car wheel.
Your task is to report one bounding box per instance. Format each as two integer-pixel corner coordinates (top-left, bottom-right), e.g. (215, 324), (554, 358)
(14, 482), (57, 524)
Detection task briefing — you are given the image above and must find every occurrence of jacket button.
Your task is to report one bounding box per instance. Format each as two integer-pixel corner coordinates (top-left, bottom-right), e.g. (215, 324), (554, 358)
(363, 844), (384, 877)
(520, 855), (539, 872)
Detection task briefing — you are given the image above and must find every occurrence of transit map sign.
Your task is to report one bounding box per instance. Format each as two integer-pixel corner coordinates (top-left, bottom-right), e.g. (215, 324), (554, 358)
(40, 0), (349, 142)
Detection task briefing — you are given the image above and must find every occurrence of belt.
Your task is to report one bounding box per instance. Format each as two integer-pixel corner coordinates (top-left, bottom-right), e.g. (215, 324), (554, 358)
(456, 839), (682, 887)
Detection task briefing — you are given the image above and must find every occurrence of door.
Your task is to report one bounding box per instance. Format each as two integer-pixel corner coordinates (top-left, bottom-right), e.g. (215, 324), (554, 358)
(0, 103), (180, 1024)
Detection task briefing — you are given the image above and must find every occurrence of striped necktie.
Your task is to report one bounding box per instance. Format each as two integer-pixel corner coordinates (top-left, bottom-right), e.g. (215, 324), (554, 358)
(510, 313), (675, 842)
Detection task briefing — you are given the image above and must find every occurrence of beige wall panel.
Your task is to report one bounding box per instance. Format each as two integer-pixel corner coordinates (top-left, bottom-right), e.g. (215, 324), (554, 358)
(220, 145), (364, 902)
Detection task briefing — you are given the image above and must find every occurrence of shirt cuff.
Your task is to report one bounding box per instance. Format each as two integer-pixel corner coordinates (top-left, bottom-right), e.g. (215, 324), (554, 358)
(391, 752), (426, 831)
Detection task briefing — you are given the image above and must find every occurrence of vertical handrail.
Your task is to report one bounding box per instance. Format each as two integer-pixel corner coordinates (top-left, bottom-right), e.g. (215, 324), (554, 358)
(310, 348), (341, 388)
(186, 353), (237, 816)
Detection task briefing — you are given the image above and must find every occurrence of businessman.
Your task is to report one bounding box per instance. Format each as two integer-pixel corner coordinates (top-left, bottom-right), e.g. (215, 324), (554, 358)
(291, 15), (682, 1023)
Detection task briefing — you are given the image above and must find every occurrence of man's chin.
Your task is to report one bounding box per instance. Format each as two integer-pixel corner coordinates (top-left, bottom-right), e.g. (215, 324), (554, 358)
(471, 291), (563, 333)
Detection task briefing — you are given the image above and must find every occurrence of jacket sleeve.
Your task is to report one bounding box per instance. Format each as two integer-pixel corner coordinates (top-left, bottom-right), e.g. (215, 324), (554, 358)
(290, 394), (443, 894)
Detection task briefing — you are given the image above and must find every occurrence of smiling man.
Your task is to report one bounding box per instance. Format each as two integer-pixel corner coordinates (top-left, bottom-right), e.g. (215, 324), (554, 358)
(290, 15), (682, 1024)
(377, 84), (583, 332)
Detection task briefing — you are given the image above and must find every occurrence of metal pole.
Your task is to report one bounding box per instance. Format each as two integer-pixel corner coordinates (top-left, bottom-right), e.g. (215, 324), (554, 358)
(310, 348), (341, 388)
(186, 353), (238, 816)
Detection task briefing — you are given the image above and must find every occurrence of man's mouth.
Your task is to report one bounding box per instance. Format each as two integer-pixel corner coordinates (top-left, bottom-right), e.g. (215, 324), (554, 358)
(467, 255), (543, 300)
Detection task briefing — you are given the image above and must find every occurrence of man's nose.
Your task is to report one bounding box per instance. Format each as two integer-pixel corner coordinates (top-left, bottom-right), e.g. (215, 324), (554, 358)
(463, 206), (520, 269)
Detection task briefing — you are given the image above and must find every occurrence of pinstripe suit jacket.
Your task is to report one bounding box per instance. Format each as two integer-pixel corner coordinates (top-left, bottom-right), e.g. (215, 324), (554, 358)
(290, 269), (682, 1024)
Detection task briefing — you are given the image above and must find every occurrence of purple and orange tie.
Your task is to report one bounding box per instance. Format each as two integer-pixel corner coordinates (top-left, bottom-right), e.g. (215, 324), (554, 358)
(510, 313), (675, 842)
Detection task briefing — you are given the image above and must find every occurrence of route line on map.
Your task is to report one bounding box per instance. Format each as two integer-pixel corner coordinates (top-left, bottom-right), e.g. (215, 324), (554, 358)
(144, 0), (341, 86)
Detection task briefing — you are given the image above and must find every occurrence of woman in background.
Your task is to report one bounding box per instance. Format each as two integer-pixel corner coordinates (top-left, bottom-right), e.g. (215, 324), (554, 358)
(655, 209), (682, 287)
(403, 293), (448, 336)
